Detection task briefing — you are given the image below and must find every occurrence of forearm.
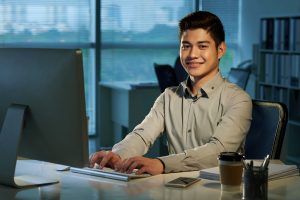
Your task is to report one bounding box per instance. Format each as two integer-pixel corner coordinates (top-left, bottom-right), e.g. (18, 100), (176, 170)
(112, 133), (148, 159)
(158, 139), (225, 173)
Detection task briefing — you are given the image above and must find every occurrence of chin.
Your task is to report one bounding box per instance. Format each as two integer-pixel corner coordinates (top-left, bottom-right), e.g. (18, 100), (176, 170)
(188, 70), (204, 77)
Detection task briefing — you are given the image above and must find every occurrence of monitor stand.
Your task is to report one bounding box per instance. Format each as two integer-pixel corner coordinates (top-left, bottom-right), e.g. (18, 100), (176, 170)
(0, 104), (58, 188)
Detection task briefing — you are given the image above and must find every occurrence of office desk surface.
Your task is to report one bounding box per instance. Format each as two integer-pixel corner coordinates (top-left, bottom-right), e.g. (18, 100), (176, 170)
(1, 160), (299, 200)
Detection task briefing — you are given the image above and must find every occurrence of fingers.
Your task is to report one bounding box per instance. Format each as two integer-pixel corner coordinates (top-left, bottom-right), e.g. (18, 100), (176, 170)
(126, 160), (140, 174)
(116, 157), (164, 175)
(89, 151), (118, 169)
(135, 167), (147, 175)
(99, 151), (115, 169)
(89, 151), (105, 167)
(116, 157), (142, 174)
(95, 155), (164, 175)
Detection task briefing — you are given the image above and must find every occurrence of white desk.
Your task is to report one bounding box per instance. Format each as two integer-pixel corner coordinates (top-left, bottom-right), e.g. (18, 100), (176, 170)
(1, 160), (299, 200)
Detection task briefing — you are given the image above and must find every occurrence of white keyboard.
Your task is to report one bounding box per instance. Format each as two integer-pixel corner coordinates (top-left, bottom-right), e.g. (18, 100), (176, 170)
(70, 167), (151, 181)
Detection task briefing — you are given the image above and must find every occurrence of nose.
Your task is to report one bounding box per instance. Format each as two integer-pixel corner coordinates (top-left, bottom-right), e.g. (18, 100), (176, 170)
(188, 46), (199, 59)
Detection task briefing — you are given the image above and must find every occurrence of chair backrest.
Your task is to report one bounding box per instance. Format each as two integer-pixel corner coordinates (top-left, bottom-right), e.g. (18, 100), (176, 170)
(154, 63), (179, 92)
(173, 56), (188, 83)
(227, 68), (250, 90)
(244, 100), (288, 159)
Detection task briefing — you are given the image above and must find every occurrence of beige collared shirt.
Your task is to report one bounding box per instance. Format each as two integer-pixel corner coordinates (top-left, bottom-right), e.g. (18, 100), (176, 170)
(112, 72), (252, 173)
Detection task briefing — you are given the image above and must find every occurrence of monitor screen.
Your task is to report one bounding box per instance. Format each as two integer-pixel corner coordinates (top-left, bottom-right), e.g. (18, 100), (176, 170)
(227, 68), (250, 90)
(0, 48), (89, 187)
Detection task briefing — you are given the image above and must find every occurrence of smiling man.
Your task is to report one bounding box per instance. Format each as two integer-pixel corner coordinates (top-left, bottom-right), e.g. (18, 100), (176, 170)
(90, 11), (252, 175)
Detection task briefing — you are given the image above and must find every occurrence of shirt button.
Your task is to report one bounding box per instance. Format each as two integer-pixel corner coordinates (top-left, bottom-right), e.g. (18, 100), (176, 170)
(187, 129), (192, 133)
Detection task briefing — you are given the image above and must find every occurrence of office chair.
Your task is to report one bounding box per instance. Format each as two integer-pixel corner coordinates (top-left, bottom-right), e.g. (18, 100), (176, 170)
(154, 56), (188, 93)
(154, 63), (179, 92)
(244, 100), (288, 159)
(227, 68), (251, 90)
(236, 59), (253, 70)
(173, 56), (188, 83)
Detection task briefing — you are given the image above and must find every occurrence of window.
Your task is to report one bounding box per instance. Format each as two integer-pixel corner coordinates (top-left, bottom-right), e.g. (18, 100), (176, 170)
(201, 0), (241, 74)
(0, 0), (96, 134)
(100, 1), (241, 82)
(100, 0), (195, 82)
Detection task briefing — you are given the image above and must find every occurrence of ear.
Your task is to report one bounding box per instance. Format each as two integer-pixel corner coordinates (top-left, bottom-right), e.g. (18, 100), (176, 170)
(217, 42), (226, 59)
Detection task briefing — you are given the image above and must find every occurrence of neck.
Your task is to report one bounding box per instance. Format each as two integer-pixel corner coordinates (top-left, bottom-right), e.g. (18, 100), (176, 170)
(189, 71), (218, 95)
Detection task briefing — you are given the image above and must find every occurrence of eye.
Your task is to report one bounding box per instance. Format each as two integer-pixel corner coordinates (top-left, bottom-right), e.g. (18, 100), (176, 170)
(181, 44), (190, 50)
(199, 44), (208, 49)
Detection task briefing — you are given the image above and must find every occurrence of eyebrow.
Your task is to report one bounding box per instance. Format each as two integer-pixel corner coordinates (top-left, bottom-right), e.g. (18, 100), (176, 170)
(181, 41), (210, 45)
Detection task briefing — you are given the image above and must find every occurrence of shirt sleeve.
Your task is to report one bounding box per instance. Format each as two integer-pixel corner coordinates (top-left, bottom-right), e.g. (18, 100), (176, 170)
(158, 89), (252, 173)
(112, 92), (165, 159)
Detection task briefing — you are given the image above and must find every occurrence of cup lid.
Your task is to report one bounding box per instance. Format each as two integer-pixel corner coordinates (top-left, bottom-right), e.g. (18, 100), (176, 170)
(218, 152), (244, 161)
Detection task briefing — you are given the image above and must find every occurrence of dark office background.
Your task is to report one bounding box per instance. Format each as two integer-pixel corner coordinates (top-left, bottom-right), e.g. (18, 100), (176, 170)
(0, 0), (299, 166)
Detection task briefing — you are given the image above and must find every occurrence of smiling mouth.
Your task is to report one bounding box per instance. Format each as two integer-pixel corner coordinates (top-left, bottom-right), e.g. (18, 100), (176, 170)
(186, 58), (205, 65)
(186, 62), (204, 67)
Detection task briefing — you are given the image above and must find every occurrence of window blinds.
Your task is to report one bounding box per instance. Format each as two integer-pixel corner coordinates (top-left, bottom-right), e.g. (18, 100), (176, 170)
(100, 0), (194, 82)
(202, 0), (240, 44)
(101, 0), (194, 46)
(0, 0), (93, 47)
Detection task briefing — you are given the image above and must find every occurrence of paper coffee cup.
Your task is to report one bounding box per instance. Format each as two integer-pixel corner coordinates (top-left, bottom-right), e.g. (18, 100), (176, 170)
(218, 152), (243, 191)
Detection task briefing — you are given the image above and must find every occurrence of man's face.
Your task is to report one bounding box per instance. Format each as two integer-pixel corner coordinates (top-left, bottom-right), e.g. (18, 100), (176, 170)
(180, 28), (226, 84)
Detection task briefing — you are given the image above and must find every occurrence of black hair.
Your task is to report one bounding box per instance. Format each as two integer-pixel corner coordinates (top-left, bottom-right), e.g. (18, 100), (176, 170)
(179, 11), (225, 47)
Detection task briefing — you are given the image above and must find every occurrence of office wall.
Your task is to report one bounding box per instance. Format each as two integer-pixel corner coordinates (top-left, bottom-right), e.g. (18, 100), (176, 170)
(240, 0), (300, 61)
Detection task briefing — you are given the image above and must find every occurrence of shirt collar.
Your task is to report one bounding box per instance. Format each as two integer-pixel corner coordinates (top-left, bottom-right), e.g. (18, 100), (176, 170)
(181, 72), (224, 99)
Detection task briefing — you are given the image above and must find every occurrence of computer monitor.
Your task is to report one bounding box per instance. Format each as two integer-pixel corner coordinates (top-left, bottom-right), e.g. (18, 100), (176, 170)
(227, 68), (251, 90)
(0, 48), (89, 188)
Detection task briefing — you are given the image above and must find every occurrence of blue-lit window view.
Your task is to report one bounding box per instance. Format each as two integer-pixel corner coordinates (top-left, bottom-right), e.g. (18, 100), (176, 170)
(0, 2), (91, 43)
(100, 0), (241, 82)
(100, 1), (194, 82)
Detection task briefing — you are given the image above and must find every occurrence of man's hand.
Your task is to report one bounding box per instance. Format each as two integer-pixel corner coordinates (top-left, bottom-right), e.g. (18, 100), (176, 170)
(115, 156), (164, 175)
(89, 151), (121, 169)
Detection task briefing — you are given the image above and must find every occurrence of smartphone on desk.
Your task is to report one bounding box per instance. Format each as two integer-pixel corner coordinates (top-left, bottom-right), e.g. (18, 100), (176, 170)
(165, 177), (200, 188)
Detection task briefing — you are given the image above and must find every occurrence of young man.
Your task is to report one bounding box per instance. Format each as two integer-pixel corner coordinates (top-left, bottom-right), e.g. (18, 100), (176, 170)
(90, 11), (252, 175)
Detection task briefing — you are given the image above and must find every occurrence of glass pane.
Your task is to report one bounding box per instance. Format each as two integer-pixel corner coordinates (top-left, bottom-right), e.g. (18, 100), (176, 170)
(202, 0), (241, 74)
(202, 0), (239, 43)
(0, 0), (92, 44)
(101, 48), (178, 82)
(82, 49), (95, 134)
(100, 0), (194, 82)
(220, 47), (236, 75)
